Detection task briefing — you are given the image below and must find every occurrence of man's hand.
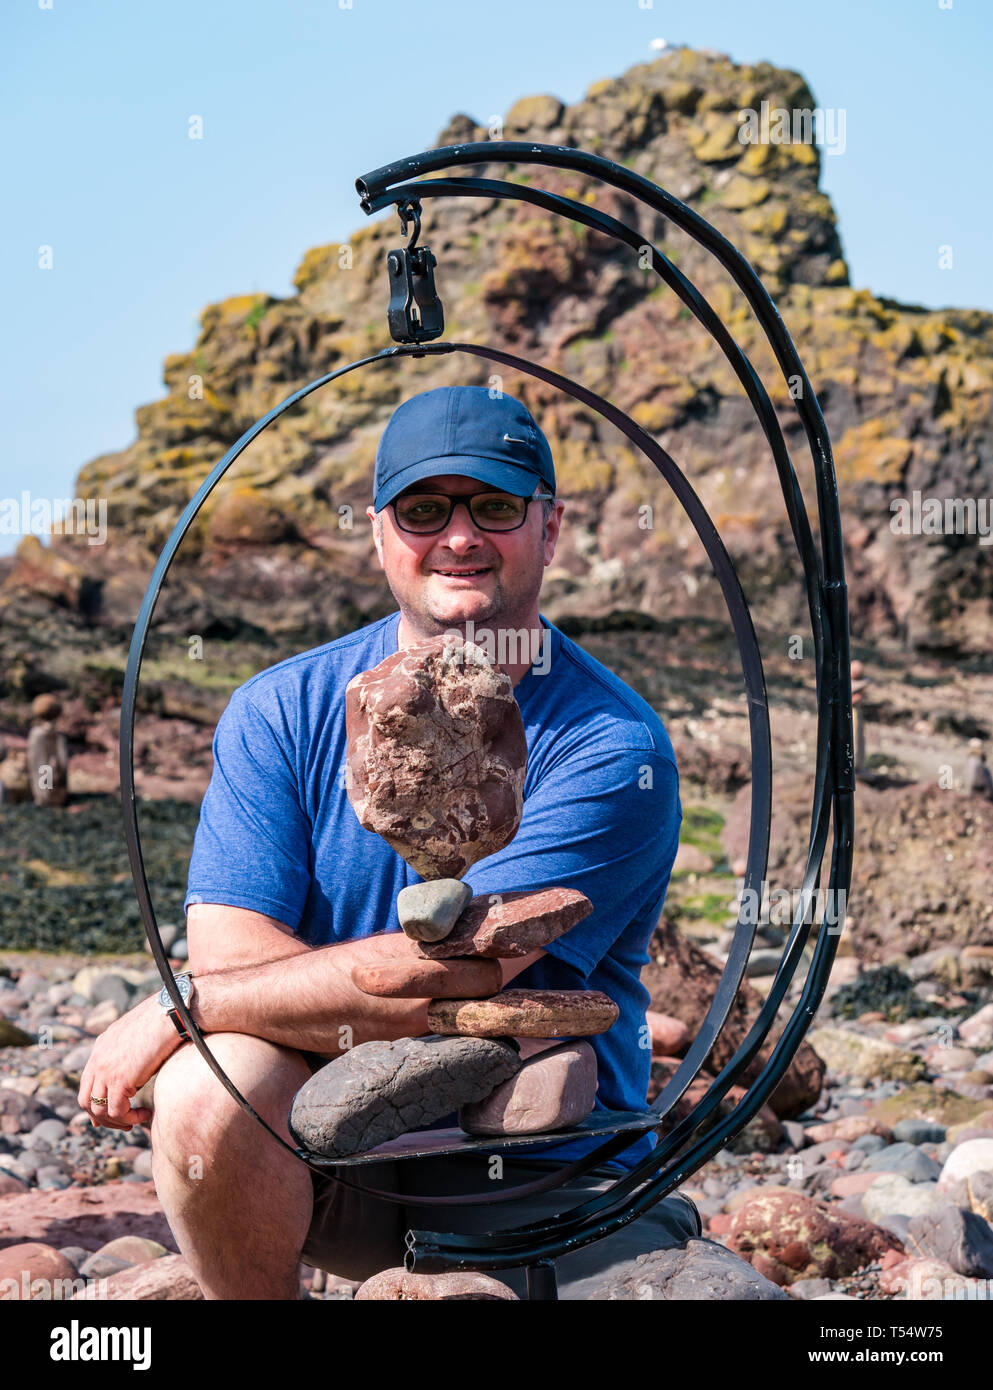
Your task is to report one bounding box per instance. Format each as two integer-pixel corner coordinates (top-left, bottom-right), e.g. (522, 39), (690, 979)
(77, 993), (185, 1130)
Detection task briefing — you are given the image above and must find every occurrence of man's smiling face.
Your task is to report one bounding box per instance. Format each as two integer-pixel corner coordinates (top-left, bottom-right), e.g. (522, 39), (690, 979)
(367, 474), (564, 638)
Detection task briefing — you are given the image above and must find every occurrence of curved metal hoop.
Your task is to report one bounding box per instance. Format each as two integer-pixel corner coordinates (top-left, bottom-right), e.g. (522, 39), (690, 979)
(119, 337), (764, 1187)
(119, 141), (854, 1271)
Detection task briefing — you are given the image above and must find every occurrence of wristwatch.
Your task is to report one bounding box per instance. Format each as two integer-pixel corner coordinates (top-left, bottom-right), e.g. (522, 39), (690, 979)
(158, 971), (195, 1042)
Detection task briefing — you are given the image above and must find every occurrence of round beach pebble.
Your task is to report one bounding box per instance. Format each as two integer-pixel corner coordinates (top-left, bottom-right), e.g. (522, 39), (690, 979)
(396, 879), (473, 942)
(354, 1268), (518, 1300)
(351, 956), (502, 1000)
(0, 1242), (79, 1298)
(427, 989), (619, 1039)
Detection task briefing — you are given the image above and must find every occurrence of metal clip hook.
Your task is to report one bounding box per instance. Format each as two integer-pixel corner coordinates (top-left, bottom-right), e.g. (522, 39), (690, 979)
(397, 198), (422, 251)
(385, 200), (444, 344)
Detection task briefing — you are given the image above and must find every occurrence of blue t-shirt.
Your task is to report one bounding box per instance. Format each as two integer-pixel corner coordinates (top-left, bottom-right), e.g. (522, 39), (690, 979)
(184, 610), (681, 1169)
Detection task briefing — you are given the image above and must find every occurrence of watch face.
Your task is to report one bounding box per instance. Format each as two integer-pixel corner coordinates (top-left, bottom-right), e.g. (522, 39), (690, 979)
(160, 975), (192, 1008)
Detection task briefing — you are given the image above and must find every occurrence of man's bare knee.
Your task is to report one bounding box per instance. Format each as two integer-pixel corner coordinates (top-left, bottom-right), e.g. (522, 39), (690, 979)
(151, 1034), (312, 1160)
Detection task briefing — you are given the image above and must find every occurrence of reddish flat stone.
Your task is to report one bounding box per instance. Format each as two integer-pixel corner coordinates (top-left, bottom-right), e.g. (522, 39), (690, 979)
(71, 1253), (203, 1301)
(344, 636), (527, 879)
(0, 1180), (173, 1254)
(459, 1040), (597, 1135)
(829, 1171), (899, 1199)
(351, 957), (502, 1000)
(805, 1116), (892, 1144)
(427, 989), (619, 1039)
(416, 887), (593, 960)
(646, 1010), (691, 1056)
(0, 1242), (78, 1299)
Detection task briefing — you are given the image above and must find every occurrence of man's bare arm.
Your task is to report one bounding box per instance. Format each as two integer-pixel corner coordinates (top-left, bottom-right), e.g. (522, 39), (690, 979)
(186, 902), (314, 975)
(186, 906), (544, 1055)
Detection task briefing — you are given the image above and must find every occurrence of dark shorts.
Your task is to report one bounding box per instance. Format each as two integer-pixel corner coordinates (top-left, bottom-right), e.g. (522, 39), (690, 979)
(300, 1151), (702, 1300)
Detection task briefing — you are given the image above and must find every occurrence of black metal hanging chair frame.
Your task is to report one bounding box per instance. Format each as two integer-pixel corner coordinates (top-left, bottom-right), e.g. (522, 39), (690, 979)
(119, 141), (854, 1299)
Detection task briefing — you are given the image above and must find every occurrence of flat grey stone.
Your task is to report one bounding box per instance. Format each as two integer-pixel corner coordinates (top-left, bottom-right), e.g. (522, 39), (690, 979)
(89, 972), (134, 1014)
(852, 1133), (888, 1154)
(790, 1277), (832, 1300)
(873, 1211), (912, 1243)
(587, 1238), (790, 1301)
(288, 1035), (521, 1159)
(397, 878), (473, 942)
(863, 1176), (947, 1222)
(864, 1141), (941, 1182)
(907, 1203), (993, 1278)
(781, 1120), (806, 1150)
(893, 1118), (947, 1145)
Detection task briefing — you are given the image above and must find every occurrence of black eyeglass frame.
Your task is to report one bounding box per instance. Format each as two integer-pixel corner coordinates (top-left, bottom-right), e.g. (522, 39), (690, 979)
(387, 487), (555, 534)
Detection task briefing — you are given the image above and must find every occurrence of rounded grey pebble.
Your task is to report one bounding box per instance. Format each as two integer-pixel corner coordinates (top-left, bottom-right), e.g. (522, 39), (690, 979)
(57, 1246), (92, 1273)
(893, 1118), (946, 1145)
(37, 1169), (71, 1190)
(397, 879), (473, 942)
(851, 1133), (888, 1154)
(31, 1118), (68, 1145)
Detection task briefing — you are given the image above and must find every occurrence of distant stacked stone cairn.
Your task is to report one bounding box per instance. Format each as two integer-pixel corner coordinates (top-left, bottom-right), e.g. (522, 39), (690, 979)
(289, 635), (619, 1159)
(27, 695), (69, 808)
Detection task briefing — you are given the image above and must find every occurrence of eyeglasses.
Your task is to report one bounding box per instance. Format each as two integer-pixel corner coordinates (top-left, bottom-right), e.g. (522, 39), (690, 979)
(389, 489), (554, 534)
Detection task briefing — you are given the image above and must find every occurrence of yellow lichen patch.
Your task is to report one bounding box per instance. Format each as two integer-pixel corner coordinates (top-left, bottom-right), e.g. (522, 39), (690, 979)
(785, 139), (818, 166)
(949, 359), (993, 394)
(824, 259), (849, 285)
(721, 175), (772, 210)
(662, 80), (702, 115)
(585, 78), (614, 100)
(630, 395), (684, 433)
(505, 94), (564, 132)
(688, 112), (742, 163)
(203, 293), (268, 327)
(740, 202), (788, 237)
(293, 245), (343, 294)
(736, 141), (773, 175)
(834, 417), (912, 484)
(548, 438), (614, 493)
(205, 485), (291, 544)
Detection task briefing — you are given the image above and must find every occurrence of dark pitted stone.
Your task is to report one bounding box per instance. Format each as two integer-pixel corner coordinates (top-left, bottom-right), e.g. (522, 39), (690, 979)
(396, 878), (473, 942)
(416, 887), (593, 959)
(459, 1040), (598, 1135)
(344, 636), (527, 879)
(427, 989), (619, 1039)
(288, 1035), (521, 1159)
(351, 956), (502, 1000)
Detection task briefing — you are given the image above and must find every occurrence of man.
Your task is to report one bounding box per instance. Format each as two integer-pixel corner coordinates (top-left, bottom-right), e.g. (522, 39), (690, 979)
(78, 384), (698, 1299)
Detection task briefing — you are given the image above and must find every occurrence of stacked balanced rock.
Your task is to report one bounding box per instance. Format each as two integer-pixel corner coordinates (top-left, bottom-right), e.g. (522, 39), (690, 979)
(288, 635), (619, 1160)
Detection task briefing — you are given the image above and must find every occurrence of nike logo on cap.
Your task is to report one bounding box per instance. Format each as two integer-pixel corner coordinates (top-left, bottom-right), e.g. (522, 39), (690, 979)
(503, 433), (529, 444)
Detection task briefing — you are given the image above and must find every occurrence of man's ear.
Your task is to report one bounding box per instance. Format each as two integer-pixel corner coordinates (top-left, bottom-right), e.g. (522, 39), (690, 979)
(543, 499), (565, 567)
(367, 505), (385, 568)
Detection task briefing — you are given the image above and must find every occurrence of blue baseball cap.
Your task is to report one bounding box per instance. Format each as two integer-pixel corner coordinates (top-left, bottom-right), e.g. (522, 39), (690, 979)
(373, 385), (556, 511)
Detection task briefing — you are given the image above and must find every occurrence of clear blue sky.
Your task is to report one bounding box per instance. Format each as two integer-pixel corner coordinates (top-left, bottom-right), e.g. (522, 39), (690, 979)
(2, 0), (991, 557)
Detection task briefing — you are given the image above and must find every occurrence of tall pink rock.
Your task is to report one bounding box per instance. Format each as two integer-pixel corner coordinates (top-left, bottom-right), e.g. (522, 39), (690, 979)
(344, 636), (527, 879)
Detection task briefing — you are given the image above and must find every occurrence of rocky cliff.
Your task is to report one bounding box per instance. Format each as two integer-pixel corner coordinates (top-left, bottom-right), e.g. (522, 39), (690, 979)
(2, 45), (992, 730)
